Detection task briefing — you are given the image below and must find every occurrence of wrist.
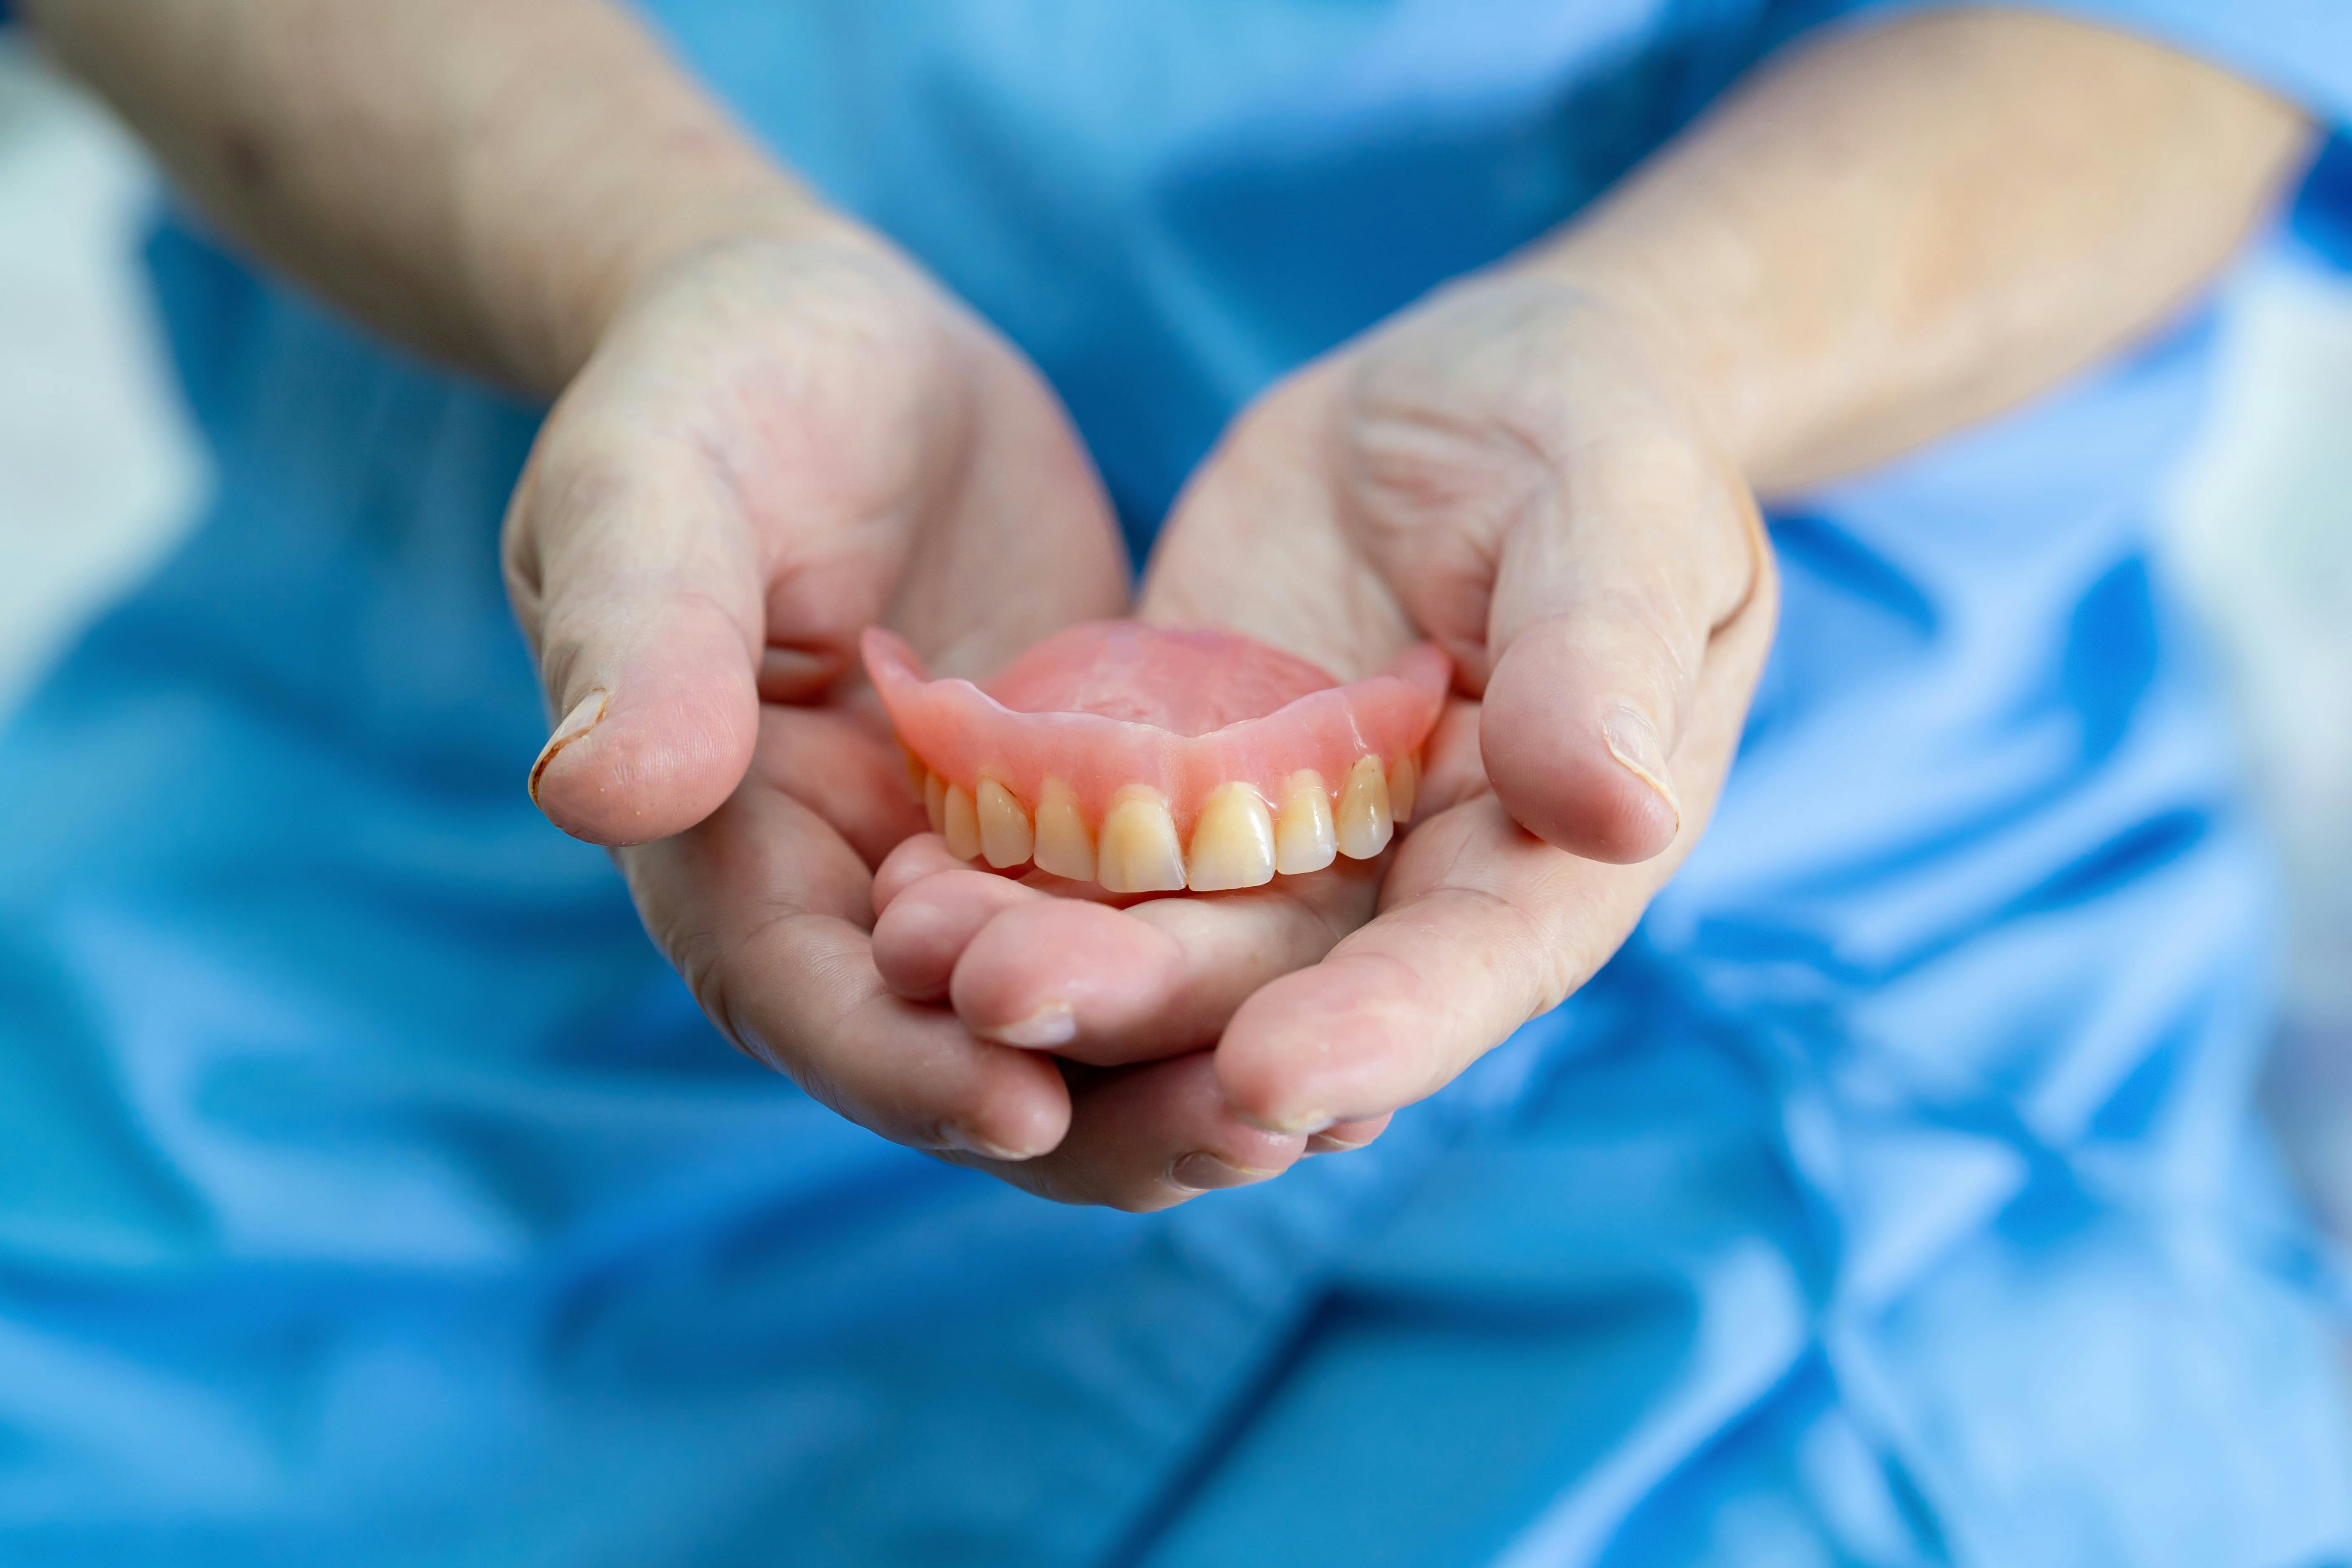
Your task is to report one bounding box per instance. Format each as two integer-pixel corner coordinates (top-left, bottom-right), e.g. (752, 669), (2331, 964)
(1500, 242), (1765, 479)
(466, 131), (870, 397)
(429, 1), (890, 400)
(1401, 262), (1753, 496)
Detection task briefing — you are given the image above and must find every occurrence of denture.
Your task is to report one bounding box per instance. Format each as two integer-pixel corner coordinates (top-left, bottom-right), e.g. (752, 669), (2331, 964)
(865, 622), (1449, 895)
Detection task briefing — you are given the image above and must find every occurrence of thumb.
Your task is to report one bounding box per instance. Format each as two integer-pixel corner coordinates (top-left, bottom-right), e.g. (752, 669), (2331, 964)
(506, 443), (764, 847)
(1479, 434), (1767, 865)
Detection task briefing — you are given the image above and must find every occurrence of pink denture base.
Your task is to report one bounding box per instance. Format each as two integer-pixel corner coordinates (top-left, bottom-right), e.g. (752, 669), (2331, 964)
(863, 622), (1449, 835)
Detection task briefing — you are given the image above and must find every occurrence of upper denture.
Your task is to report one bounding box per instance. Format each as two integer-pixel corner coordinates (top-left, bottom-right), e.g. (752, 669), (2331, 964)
(863, 621), (1449, 893)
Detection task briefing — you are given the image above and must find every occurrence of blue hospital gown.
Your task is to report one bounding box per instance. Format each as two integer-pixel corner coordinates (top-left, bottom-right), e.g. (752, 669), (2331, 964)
(3, 2), (2352, 1563)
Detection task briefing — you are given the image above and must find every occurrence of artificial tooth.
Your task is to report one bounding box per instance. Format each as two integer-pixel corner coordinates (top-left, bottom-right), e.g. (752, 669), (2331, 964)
(976, 776), (1034, 868)
(923, 771), (948, 835)
(1274, 771), (1337, 875)
(900, 743), (927, 795)
(942, 782), (982, 862)
(1096, 785), (1187, 893)
(1335, 755), (1393, 860)
(1031, 778), (1097, 882)
(1388, 752), (1419, 824)
(1186, 782), (1277, 891)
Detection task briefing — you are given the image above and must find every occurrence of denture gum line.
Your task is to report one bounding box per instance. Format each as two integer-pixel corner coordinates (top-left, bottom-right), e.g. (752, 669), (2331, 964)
(907, 750), (1422, 893)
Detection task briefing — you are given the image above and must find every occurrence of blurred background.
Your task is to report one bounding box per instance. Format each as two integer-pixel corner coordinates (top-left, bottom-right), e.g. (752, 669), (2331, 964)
(3, 36), (2350, 1225)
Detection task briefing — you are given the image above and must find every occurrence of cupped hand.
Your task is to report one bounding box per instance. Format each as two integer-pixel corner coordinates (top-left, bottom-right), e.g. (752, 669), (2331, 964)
(503, 227), (1309, 1207)
(902, 273), (1776, 1138)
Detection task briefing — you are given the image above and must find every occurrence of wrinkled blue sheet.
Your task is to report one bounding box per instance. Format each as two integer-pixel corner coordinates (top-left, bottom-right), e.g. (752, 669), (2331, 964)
(3, 3), (2350, 1563)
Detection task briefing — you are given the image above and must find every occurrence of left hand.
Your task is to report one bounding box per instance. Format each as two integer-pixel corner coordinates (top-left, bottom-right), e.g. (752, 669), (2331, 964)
(883, 272), (1776, 1146)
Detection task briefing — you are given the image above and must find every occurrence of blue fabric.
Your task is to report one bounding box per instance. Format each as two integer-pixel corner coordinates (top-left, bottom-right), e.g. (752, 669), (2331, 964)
(2294, 134), (2352, 271)
(3, 3), (2350, 1563)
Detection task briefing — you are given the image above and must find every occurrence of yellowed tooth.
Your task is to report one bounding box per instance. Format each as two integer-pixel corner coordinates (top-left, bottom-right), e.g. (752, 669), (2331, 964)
(1275, 771), (1337, 875)
(1335, 755), (1393, 860)
(1388, 752), (1419, 824)
(1186, 782), (1277, 891)
(1097, 785), (1187, 893)
(1031, 777), (1096, 882)
(900, 743), (927, 795)
(923, 771), (948, 835)
(942, 781), (982, 861)
(974, 776), (1032, 868)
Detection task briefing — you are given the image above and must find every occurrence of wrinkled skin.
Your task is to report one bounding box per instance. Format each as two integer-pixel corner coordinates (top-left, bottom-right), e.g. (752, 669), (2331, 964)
(882, 276), (1777, 1193)
(508, 230), (1773, 1211)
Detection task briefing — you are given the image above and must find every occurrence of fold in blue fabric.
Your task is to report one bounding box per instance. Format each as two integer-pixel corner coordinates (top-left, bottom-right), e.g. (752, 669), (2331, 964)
(2, 2), (2349, 1563)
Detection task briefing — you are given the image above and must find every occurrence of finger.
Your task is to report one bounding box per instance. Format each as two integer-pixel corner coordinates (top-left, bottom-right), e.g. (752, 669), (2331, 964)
(625, 710), (1070, 1161)
(1219, 570), (1774, 1129)
(1214, 798), (1627, 1131)
(872, 832), (981, 917)
(872, 867), (1044, 1003)
(869, 844), (1151, 999)
(946, 862), (1381, 1065)
(1474, 368), (1765, 865)
(948, 1052), (1308, 1212)
(507, 425), (765, 847)
(758, 643), (849, 704)
(1477, 465), (1759, 865)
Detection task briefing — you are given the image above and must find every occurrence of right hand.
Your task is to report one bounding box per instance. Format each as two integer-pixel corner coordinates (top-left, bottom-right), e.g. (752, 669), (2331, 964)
(503, 225), (1321, 1207)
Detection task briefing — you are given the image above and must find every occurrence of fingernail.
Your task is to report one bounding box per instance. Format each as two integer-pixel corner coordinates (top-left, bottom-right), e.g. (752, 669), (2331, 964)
(1169, 1152), (1279, 1191)
(940, 1124), (1039, 1163)
(979, 1001), (1077, 1050)
(529, 688), (609, 805)
(1601, 706), (1682, 834)
(1305, 1131), (1372, 1154)
(1236, 1106), (1334, 1136)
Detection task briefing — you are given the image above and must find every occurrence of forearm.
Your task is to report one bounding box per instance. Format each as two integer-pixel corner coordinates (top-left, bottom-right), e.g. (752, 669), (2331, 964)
(24, 0), (840, 395)
(1534, 8), (2312, 496)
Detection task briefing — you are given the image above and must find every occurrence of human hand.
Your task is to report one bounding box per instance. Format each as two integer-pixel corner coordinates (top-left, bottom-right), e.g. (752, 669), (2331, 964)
(506, 228), (1323, 1205)
(890, 273), (1774, 1141)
